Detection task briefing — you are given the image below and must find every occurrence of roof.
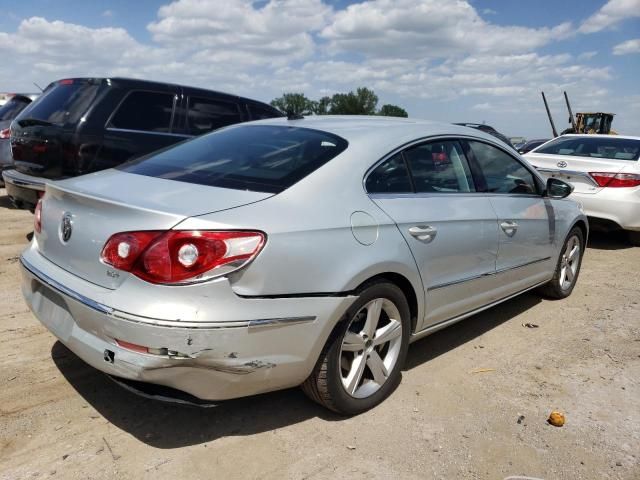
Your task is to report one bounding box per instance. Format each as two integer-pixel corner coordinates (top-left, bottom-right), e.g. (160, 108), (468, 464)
(560, 134), (640, 141)
(249, 115), (501, 148)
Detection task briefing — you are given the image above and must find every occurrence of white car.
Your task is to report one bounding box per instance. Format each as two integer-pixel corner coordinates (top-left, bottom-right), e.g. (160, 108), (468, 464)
(525, 134), (640, 245)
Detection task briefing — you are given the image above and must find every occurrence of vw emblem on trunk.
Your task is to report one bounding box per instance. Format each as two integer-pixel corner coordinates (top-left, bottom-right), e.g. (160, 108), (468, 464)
(60, 213), (73, 243)
(557, 161), (568, 168)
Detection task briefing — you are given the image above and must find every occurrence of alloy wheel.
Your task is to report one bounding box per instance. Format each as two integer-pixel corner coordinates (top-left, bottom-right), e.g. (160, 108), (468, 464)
(339, 298), (403, 399)
(559, 234), (581, 290)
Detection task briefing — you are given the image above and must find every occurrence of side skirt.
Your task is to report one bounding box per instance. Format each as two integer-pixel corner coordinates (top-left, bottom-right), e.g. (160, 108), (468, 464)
(409, 279), (549, 343)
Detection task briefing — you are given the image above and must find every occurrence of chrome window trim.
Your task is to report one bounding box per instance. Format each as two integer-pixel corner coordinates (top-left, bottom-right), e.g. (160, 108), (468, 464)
(105, 127), (192, 138)
(363, 134), (545, 197)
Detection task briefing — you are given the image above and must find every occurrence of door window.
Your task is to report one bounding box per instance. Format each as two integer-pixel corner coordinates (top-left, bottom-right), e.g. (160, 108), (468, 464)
(109, 91), (174, 133)
(187, 97), (242, 135)
(365, 153), (413, 194)
(403, 140), (475, 193)
(247, 102), (280, 120)
(465, 140), (538, 194)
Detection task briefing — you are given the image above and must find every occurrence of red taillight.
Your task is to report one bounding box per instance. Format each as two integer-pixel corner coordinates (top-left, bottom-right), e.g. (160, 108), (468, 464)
(59, 79), (74, 85)
(0, 128), (10, 139)
(101, 230), (265, 284)
(34, 200), (43, 234)
(590, 172), (640, 188)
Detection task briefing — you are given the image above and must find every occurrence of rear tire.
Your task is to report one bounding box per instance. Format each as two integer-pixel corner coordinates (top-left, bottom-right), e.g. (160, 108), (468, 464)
(538, 227), (584, 299)
(627, 231), (640, 247)
(301, 281), (410, 415)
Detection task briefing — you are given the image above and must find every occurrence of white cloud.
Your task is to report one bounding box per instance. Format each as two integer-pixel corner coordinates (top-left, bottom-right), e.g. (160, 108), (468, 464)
(579, 0), (640, 33)
(577, 50), (598, 60)
(321, 0), (572, 59)
(613, 38), (640, 55)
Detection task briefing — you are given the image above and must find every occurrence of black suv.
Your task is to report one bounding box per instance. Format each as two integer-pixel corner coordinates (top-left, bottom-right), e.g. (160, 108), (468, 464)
(3, 78), (282, 210)
(453, 123), (514, 148)
(0, 94), (37, 186)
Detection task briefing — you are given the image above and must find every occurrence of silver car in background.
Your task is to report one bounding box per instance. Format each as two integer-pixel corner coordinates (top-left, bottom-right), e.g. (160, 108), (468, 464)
(21, 117), (587, 415)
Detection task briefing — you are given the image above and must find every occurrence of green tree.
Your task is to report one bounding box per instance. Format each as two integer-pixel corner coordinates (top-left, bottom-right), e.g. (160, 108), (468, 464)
(309, 96), (331, 115)
(329, 87), (379, 115)
(270, 93), (313, 116)
(378, 104), (408, 118)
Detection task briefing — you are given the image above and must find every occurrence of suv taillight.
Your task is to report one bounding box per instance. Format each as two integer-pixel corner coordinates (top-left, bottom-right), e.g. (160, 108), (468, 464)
(0, 128), (10, 139)
(34, 200), (43, 234)
(101, 230), (265, 284)
(590, 172), (640, 188)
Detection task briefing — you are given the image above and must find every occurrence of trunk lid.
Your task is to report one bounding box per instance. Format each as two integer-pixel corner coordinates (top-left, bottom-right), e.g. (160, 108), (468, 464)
(37, 170), (272, 289)
(525, 152), (629, 195)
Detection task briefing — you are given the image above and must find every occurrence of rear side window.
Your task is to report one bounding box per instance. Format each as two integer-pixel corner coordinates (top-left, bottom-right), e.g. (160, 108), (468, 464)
(110, 91), (175, 133)
(186, 97), (242, 135)
(466, 140), (538, 195)
(0, 96), (31, 121)
(18, 80), (101, 125)
(403, 140), (475, 193)
(535, 136), (640, 160)
(366, 153), (413, 193)
(120, 125), (349, 193)
(248, 103), (281, 120)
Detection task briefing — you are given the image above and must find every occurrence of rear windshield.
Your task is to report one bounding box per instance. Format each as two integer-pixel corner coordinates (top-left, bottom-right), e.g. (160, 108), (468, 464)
(20, 80), (102, 126)
(534, 136), (640, 161)
(0, 96), (31, 121)
(120, 125), (349, 193)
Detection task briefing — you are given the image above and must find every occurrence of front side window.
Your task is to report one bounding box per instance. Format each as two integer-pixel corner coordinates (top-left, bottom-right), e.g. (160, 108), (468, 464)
(247, 103), (281, 120)
(109, 91), (175, 133)
(465, 140), (538, 194)
(186, 97), (242, 135)
(120, 125), (348, 194)
(403, 140), (475, 193)
(366, 153), (413, 193)
(535, 136), (640, 161)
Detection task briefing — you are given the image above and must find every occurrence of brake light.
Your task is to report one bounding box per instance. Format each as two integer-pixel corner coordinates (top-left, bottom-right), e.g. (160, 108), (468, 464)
(0, 128), (9, 139)
(590, 172), (640, 188)
(34, 200), (43, 234)
(59, 79), (74, 85)
(101, 230), (265, 284)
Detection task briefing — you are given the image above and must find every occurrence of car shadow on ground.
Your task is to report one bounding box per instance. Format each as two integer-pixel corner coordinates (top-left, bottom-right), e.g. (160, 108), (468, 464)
(0, 192), (15, 209)
(51, 341), (340, 449)
(586, 230), (633, 251)
(405, 292), (542, 369)
(51, 292), (544, 449)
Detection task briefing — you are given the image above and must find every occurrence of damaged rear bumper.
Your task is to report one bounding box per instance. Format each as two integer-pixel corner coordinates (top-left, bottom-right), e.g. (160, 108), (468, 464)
(20, 254), (356, 401)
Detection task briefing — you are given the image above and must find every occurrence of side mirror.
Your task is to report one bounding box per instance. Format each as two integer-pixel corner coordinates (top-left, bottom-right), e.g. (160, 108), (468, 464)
(545, 177), (573, 199)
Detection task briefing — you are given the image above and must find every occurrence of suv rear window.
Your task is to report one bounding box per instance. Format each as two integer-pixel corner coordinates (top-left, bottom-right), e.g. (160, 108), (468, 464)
(535, 136), (640, 161)
(0, 96), (32, 121)
(21, 80), (102, 126)
(120, 125), (348, 193)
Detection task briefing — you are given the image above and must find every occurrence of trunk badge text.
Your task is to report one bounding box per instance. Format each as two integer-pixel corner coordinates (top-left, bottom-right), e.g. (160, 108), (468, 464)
(60, 213), (73, 243)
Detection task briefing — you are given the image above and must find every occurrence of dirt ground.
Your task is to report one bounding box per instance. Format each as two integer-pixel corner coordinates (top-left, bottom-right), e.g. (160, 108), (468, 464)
(0, 187), (638, 480)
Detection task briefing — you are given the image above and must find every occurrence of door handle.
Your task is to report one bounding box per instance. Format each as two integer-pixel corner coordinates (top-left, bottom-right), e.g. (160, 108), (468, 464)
(500, 220), (518, 237)
(409, 225), (437, 243)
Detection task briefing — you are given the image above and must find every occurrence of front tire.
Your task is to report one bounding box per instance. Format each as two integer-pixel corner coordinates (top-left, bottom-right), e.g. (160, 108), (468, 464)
(538, 227), (584, 299)
(302, 281), (411, 415)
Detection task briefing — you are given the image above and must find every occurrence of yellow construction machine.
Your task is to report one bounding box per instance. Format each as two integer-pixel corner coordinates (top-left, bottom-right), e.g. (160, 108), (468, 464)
(541, 91), (616, 136)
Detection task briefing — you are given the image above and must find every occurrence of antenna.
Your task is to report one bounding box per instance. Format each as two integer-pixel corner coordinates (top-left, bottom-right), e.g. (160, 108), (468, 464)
(33, 82), (44, 92)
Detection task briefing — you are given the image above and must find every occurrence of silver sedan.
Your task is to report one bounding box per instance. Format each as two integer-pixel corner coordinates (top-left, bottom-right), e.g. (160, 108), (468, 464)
(21, 116), (587, 414)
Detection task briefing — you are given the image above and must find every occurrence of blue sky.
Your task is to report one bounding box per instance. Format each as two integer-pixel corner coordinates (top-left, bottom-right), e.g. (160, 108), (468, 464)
(1, 0), (638, 137)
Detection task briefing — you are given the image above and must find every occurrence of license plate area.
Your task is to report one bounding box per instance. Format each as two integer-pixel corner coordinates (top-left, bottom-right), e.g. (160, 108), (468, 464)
(31, 280), (74, 341)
